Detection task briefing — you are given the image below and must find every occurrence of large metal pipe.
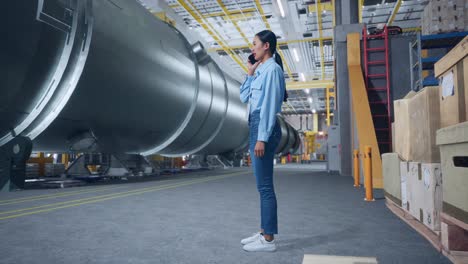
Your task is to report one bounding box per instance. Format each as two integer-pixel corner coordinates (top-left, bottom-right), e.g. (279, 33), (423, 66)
(1, 0), (300, 157)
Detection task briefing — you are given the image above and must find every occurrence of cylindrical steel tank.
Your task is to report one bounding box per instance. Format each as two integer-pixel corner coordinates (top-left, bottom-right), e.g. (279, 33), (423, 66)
(1, 0), (300, 156)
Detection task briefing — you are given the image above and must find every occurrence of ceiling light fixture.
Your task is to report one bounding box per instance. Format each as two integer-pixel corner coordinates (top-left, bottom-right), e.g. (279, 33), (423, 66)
(277, 0), (285, 18)
(293, 48), (300, 62)
(308, 97), (313, 103)
(312, 109), (317, 113)
(300, 73), (306, 82)
(305, 89), (310, 94)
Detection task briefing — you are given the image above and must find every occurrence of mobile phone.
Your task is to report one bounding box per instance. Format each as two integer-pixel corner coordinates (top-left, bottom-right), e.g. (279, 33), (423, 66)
(248, 54), (257, 65)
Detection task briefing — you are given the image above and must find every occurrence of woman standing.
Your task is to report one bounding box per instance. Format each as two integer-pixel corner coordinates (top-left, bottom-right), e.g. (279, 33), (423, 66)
(239, 30), (287, 252)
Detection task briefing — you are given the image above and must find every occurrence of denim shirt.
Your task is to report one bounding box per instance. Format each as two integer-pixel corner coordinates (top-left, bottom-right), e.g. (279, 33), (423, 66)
(239, 57), (285, 142)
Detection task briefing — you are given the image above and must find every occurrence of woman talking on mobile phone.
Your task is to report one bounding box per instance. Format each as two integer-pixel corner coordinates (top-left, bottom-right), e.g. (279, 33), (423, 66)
(239, 30), (287, 252)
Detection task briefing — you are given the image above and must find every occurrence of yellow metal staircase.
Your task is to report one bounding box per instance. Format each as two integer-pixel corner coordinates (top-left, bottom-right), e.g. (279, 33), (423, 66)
(347, 33), (383, 188)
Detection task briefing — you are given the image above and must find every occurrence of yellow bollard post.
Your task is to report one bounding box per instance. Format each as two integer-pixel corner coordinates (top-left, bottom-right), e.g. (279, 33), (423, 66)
(364, 146), (375, 202)
(353, 150), (360, 187)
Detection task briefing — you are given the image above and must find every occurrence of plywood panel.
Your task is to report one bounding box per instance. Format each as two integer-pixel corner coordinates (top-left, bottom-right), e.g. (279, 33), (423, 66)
(382, 153), (402, 206)
(435, 36), (468, 77)
(394, 98), (412, 160)
(302, 255), (378, 264)
(464, 57), (468, 120)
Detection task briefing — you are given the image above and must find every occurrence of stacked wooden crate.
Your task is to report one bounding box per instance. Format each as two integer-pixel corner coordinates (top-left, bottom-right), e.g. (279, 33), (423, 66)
(383, 36), (468, 264)
(434, 36), (468, 261)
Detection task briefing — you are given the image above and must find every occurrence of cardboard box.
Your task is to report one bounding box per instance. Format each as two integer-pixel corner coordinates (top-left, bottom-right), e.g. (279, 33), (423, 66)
(391, 122), (395, 152)
(436, 121), (468, 225)
(421, 163), (443, 231)
(408, 86), (441, 163)
(394, 87), (440, 162)
(400, 161), (410, 210)
(407, 162), (425, 221)
(394, 91), (416, 161)
(383, 153), (402, 206)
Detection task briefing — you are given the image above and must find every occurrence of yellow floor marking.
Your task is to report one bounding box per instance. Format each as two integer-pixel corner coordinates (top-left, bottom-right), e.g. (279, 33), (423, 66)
(0, 172), (225, 205)
(0, 185), (127, 206)
(0, 177), (207, 215)
(0, 171), (247, 220)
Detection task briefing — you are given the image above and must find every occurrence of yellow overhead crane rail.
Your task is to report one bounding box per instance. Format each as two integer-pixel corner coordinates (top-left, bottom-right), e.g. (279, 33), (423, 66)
(167, 5), (258, 18)
(286, 80), (334, 90)
(175, 0), (248, 72)
(207, 37), (334, 52)
(387, 0), (403, 26)
(215, 0), (250, 45)
(153, 12), (176, 26)
(204, 7), (257, 18)
(358, 0), (363, 23)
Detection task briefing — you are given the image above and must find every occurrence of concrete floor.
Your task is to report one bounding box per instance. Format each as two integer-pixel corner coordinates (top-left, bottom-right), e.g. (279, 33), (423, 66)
(0, 164), (451, 264)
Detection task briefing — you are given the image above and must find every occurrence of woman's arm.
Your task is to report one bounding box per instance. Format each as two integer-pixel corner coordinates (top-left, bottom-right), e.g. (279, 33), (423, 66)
(240, 61), (261, 103)
(240, 75), (254, 103)
(257, 67), (284, 142)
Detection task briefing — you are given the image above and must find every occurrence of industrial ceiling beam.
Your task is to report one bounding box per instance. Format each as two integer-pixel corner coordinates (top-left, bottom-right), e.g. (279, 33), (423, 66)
(387, 0), (403, 26)
(175, 0), (248, 72)
(207, 37), (334, 52)
(358, 0), (363, 23)
(286, 80), (334, 90)
(204, 7), (257, 18)
(215, 0), (250, 45)
(253, 0), (295, 81)
(402, 27), (421, 32)
(332, 0), (336, 27)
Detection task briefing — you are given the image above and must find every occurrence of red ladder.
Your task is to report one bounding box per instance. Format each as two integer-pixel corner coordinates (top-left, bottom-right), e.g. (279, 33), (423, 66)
(363, 26), (392, 154)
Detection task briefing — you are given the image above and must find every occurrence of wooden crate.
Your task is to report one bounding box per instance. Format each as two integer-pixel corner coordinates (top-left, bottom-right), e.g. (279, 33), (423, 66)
(435, 36), (468, 128)
(436, 121), (468, 226)
(441, 213), (468, 258)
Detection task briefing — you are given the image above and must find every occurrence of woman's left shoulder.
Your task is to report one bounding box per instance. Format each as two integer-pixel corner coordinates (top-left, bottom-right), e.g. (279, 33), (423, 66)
(266, 63), (284, 76)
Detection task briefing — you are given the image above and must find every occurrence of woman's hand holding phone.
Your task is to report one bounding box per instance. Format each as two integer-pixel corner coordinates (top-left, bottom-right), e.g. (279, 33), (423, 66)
(247, 54), (260, 76)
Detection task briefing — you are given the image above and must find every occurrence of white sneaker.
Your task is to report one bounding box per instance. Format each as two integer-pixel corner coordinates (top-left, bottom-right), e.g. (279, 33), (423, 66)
(240, 232), (262, 245)
(242, 235), (276, 252)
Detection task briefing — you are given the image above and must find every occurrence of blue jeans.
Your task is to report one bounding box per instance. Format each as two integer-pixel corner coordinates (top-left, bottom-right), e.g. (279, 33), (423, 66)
(249, 110), (281, 235)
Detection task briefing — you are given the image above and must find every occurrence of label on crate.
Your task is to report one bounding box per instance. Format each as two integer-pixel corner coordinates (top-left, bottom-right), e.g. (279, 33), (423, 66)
(423, 167), (431, 190)
(441, 71), (454, 99)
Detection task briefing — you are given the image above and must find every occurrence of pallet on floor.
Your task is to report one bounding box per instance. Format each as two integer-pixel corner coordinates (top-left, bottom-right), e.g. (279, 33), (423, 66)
(386, 197), (468, 264)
